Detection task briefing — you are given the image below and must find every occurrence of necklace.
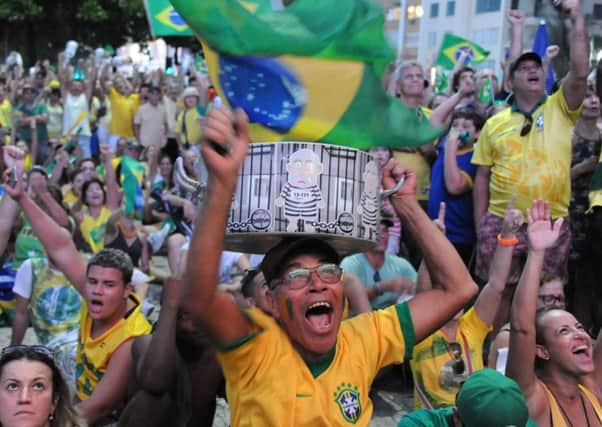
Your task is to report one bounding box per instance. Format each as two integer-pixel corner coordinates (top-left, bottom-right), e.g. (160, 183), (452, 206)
(550, 388), (591, 427)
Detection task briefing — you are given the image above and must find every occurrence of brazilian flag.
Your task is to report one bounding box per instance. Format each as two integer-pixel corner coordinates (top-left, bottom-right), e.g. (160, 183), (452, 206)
(477, 78), (494, 104)
(435, 33), (490, 70)
(120, 156), (146, 220)
(170, 0), (443, 149)
(434, 67), (448, 93)
(143, 0), (193, 37)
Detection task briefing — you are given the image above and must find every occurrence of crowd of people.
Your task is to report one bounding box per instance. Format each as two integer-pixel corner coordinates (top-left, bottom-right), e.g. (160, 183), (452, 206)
(0, 1), (601, 426)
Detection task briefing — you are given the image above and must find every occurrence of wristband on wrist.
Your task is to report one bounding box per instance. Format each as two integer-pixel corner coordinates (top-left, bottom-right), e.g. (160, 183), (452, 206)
(497, 233), (519, 247)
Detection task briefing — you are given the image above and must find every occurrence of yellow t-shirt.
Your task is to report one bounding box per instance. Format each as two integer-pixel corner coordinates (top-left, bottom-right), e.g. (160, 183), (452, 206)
(108, 88), (139, 138)
(472, 90), (580, 219)
(175, 107), (203, 146)
(542, 382), (602, 427)
(218, 303), (415, 426)
(411, 307), (491, 409)
(79, 207), (112, 253)
(393, 107), (433, 201)
(75, 293), (151, 400)
(0, 98), (12, 129)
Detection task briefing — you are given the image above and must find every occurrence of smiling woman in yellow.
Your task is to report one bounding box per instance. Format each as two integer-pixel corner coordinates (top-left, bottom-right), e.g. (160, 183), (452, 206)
(75, 145), (121, 253)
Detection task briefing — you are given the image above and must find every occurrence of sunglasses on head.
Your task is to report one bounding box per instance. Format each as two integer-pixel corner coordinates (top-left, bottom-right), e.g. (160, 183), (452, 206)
(1, 344), (55, 359)
(520, 115), (533, 137)
(447, 342), (466, 375)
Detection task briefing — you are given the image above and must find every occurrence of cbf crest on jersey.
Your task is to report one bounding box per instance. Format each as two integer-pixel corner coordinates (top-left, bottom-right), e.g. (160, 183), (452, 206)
(333, 383), (362, 424)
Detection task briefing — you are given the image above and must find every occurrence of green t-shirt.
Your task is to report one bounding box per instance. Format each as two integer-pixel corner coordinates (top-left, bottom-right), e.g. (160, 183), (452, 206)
(17, 102), (48, 142)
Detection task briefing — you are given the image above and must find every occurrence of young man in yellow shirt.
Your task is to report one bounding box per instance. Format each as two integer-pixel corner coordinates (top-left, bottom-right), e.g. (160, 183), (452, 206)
(183, 108), (478, 426)
(4, 165), (151, 425)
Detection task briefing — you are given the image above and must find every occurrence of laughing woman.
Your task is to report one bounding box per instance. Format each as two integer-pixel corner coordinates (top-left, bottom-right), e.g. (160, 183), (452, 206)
(74, 144), (120, 253)
(507, 199), (602, 427)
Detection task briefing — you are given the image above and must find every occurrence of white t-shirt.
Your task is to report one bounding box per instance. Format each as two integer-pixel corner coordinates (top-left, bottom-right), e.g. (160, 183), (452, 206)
(13, 259), (65, 299)
(63, 93), (91, 137)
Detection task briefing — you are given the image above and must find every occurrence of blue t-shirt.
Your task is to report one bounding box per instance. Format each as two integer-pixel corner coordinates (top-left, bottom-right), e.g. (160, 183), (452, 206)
(340, 253), (417, 310)
(428, 136), (477, 245)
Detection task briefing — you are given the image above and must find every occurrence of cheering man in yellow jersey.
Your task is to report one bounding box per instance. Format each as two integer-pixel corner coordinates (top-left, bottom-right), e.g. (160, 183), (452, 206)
(3, 160), (151, 425)
(182, 107), (479, 426)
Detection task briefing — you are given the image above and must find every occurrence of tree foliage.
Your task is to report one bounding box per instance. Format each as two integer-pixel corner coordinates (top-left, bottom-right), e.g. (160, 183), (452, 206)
(0, 0), (150, 65)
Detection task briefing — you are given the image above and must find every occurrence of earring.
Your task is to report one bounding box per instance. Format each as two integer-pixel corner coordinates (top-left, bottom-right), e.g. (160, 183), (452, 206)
(49, 413), (54, 421)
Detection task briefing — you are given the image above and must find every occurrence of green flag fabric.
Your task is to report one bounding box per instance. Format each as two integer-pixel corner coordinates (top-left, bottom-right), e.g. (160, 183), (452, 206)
(477, 78), (494, 104)
(143, 0), (193, 37)
(435, 33), (490, 70)
(434, 67), (448, 93)
(170, 0), (443, 149)
(120, 156), (146, 219)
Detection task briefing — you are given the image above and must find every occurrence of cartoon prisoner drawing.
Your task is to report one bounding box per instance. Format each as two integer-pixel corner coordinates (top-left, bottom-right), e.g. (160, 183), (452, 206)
(275, 148), (325, 232)
(358, 160), (379, 239)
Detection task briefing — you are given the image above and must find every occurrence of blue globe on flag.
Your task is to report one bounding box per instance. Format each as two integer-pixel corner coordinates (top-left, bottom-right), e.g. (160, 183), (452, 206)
(168, 9), (186, 26)
(218, 54), (306, 133)
(455, 46), (474, 64)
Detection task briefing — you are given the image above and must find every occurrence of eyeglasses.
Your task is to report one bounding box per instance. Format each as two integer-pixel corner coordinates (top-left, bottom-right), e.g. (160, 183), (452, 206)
(520, 115), (533, 137)
(447, 342), (466, 375)
(538, 294), (565, 305)
(1, 345), (55, 359)
(270, 264), (342, 290)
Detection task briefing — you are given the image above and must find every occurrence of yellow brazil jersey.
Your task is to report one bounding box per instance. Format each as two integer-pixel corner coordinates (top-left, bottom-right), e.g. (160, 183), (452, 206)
(108, 87), (139, 138)
(217, 303), (415, 426)
(75, 293), (151, 400)
(472, 90), (580, 219)
(175, 107), (203, 146)
(393, 107), (433, 201)
(79, 207), (112, 253)
(410, 307), (491, 409)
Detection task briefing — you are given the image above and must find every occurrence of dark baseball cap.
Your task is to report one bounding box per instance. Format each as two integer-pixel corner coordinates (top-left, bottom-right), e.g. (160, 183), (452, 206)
(260, 237), (340, 286)
(509, 52), (543, 78)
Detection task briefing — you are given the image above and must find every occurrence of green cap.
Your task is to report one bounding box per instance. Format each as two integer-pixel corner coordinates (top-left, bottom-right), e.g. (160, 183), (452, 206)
(456, 369), (529, 427)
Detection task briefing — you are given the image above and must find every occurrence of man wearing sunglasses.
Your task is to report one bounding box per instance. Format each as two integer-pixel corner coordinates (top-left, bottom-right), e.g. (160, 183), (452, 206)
(472, 1), (587, 291)
(183, 107), (478, 426)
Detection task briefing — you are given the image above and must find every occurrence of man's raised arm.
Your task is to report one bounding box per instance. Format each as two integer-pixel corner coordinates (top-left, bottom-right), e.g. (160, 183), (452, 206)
(562, 0), (589, 111)
(383, 160), (478, 342)
(182, 108), (251, 346)
(3, 166), (87, 293)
